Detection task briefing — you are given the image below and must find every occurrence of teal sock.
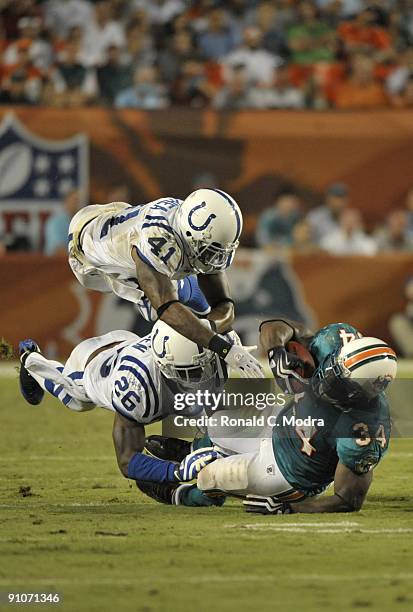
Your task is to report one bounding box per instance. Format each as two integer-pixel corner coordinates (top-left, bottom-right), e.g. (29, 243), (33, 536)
(191, 434), (212, 451)
(180, 485), (226, 507)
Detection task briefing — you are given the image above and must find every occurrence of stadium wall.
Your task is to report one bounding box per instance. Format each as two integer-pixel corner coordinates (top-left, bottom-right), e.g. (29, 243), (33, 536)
(1, 107), (413, 239)
(1, 252), (410, 356)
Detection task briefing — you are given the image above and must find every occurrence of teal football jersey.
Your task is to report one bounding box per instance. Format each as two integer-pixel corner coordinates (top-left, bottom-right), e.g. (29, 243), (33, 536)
(272, 391), (391, 496)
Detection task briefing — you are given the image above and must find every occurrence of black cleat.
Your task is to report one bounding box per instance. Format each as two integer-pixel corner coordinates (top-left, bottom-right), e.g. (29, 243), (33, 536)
(19, 339), (44, 406)
(144, 435), (191, 462)
(136, 480), (180, 505)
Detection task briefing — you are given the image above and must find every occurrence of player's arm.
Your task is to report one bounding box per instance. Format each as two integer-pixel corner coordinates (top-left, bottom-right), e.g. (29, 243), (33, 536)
(291, 462), (373, 513)
(244, 462), (373, 515)
(133, 250), (263, 377)
(259, 318), (313, 352)
(112, 412), (146, 477)
(133, 249), (215, 346)
(260, 319), (314, 383)
(198, 272), (234, 333)
(112, 413), (221, 482)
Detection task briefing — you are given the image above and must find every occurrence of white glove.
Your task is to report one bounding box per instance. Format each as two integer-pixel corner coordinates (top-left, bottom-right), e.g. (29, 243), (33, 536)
(223, 330), (243, 347)
(224, 344), (264, 378)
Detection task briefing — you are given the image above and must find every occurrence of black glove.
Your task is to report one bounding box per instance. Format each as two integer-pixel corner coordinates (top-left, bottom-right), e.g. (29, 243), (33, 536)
(268, 346), (306, 393)
(268, 346), (304, 377)
(243, 494), (293, 515)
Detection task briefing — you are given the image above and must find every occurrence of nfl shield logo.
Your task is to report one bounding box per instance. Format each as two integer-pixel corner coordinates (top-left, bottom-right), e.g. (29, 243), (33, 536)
(0, 112), (88, 248)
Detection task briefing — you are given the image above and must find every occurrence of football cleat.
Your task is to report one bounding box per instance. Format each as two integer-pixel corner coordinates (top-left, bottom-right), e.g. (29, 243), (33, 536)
(19, 339), (44, 405)
(136, 479), (180, 505)
(144, 435), (191, 463)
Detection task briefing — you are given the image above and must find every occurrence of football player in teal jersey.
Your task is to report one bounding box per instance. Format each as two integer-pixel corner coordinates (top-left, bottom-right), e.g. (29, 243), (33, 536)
(236, 319), (397, 514)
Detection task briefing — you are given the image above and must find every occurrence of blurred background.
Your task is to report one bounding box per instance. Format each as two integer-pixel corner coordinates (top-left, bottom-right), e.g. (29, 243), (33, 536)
(1, 0), (413, 358)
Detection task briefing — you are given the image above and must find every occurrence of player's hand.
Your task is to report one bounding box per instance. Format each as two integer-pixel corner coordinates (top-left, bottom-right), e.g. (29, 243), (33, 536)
(243, 495), (293, 515)
(224, 344), (264, 378)
(268, 346), (304, 381)
(174, 447), (222, 482)
(222, 330), (243, 347)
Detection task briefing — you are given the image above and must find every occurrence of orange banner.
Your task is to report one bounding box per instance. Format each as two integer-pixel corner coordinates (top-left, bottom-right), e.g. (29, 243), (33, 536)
(1, 253), (411, 357)
(1, 107), (413, 236)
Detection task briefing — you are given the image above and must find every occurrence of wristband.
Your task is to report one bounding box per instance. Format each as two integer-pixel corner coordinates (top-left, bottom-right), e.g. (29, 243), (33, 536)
(157, 300), (180, 319)
(208, 334), (232, 359)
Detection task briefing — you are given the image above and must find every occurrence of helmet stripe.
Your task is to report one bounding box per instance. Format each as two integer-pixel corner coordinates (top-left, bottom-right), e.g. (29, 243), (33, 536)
(344, 347), (397, 369)
(344, 342), (389, 360)
(211, 188), (241, 241)
(347, 354), (397, 372)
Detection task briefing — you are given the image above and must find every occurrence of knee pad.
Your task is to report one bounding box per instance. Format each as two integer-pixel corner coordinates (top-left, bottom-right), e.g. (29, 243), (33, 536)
(197, 454), (251, 494)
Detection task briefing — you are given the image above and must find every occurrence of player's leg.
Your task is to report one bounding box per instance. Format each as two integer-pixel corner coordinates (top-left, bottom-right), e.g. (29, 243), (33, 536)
(145, 435), (192, 462)
(19, 340), (90, 411)
(64, 330), (139, 375)
(19, 340), (46, 405)
(68, 202), (130, 292)
(60, 330), (140, 410)
(136, 275), (210, 322)
(142, 435), (226, 507)
(197, 438), (292, 497)
(135, 480), (225, 507)
(177, 275), (210, 316)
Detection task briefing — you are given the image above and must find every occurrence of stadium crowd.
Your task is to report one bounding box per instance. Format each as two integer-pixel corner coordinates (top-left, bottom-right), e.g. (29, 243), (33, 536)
(255, 183), (413, 253)
(0, 0), (413, 110)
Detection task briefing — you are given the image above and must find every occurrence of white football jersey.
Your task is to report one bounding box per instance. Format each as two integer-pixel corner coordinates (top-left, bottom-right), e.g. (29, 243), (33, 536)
(78, 198), (194, 303)
(83, 334), (164, 425)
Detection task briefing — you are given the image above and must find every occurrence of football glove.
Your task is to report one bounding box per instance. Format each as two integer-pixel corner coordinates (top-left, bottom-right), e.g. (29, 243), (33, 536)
(224, 344), (264, 378)
(268, 346), (308, 393)
(174, 447), (221, 482)
(243, 494), (293, 515)
(223, 329), (243, 347)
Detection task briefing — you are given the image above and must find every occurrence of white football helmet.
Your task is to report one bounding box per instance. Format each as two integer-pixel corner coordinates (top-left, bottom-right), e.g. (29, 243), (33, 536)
(151, 319), (217, 385)
(313, 336), (397, 410)
(177, 188), (242, 274)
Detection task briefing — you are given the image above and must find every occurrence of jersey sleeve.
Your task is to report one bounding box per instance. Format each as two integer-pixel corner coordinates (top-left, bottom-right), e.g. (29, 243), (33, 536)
(334, 401), (391, 475)
(336, 437), (387, 475)
(134, 209), (183, 278)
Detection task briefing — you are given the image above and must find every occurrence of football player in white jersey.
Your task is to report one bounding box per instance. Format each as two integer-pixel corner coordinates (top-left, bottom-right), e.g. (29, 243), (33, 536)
(68, 189), (263, 378)
(18, 320), (226, 491)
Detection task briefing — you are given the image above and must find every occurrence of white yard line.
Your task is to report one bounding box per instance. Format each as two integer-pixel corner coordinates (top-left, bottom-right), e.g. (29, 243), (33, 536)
(0, 574), (412, 587)
(227, 523), (413, 534)
(226, 521), (360, 528)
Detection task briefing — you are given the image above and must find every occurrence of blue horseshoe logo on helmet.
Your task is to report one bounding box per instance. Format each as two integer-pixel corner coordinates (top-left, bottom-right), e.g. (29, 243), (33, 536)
(152, 329), (169, 358)
(188, 202), (216, 231)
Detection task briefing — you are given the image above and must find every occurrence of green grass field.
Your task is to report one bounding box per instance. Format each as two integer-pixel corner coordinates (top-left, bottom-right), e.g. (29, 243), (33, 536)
(1, 369), (413, 612)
